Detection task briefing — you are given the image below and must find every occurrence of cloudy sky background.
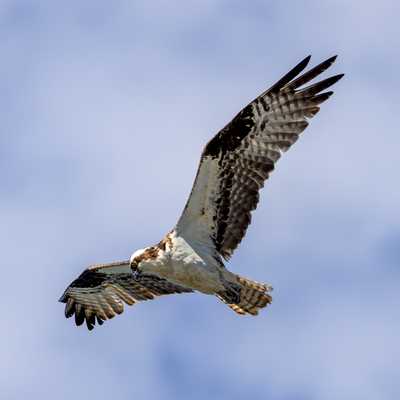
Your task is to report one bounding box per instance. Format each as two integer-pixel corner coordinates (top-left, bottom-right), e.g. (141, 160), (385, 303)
(1, 1), (399, 399)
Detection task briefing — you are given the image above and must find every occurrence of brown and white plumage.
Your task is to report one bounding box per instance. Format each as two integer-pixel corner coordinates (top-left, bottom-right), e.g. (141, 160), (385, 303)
(176, 55), (343, 260)
(60, 55), (343, 330)
(59, 260), (192, 330)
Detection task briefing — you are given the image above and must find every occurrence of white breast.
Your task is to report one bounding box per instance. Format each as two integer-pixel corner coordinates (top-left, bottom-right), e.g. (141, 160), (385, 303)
(139, 231), (224, 294)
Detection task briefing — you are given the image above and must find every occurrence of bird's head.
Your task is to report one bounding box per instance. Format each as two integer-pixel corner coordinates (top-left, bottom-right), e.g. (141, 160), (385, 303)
(129, 248), (147, 269)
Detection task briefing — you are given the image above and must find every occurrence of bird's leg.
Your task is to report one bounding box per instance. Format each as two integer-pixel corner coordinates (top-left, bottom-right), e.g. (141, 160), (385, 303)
(132, 269), (141, 280)
(130, 262), (142, 280)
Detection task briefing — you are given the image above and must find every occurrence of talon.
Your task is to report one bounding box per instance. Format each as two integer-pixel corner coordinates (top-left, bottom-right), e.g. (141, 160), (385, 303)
(132, 268), (141, 280)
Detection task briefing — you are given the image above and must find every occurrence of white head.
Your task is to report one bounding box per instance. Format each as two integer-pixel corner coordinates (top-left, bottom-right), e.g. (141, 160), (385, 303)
(129, 248), (146, 265)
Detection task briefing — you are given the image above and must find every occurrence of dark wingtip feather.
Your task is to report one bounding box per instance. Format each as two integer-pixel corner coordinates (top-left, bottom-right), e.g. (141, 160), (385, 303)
(64, 298), (75, 318)
(302, 54), (312, 65)
(320, 73), (345, 91)
(266, 55), (312, 94)
(74, 304), (85, 326)
(86, 319), (95, 331)
(65, 300), (105, 330)
(312, 91), (334, 104)
(299, 73), (344, 96)
(324, 54), (338, 65)
(59, 292), (67, 303)
(333, 72), (345, 81)
(285, 55), (340, 91)
(84, 312), (96, 331)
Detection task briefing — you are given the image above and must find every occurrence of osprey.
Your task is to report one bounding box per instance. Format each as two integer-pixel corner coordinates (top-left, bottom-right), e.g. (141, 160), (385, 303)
(60, 55), (343, 330)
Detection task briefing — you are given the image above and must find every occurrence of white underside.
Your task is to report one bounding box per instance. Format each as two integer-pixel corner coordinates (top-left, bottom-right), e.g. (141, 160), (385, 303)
(135, 231), (235, 294)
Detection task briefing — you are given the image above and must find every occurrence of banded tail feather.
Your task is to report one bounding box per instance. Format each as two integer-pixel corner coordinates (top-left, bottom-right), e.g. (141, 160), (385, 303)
(217, 275), (273, 316)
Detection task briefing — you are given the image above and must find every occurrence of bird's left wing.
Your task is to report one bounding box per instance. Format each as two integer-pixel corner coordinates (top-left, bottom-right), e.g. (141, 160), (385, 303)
(176, 55), (343, 260)
(59, 260), (192, 330)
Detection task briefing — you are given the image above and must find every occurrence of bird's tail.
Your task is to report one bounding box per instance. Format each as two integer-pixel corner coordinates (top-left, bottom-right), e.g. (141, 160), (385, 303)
(217, 274), (273, 315)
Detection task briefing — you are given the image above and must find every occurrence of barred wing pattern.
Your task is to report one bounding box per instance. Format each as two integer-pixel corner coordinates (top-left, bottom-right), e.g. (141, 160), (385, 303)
(59, 261), (192, 330)
(177, 55), (343, 260)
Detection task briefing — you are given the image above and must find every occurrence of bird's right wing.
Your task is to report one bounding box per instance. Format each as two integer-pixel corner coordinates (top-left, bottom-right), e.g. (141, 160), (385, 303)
(176, 55), (343, 260)
(59, 260), (192, 330)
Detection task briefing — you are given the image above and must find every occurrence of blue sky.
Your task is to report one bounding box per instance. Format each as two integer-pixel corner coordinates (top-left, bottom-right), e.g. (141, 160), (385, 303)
(2, 1), (399, 399)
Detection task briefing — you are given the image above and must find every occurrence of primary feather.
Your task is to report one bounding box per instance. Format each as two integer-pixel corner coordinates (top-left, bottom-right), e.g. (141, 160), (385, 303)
(176, 55), (343, 260)
(59, 261), (192, 330)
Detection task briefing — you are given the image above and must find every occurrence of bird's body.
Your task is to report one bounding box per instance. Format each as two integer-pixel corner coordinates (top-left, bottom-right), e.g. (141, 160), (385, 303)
(130, 231), (255, 299)
(60, 55), (343, 330)
(131, 231), (226, 295)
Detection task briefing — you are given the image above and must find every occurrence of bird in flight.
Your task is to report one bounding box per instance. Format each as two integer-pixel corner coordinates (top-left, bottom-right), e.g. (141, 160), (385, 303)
(59, 55), (343, 330)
